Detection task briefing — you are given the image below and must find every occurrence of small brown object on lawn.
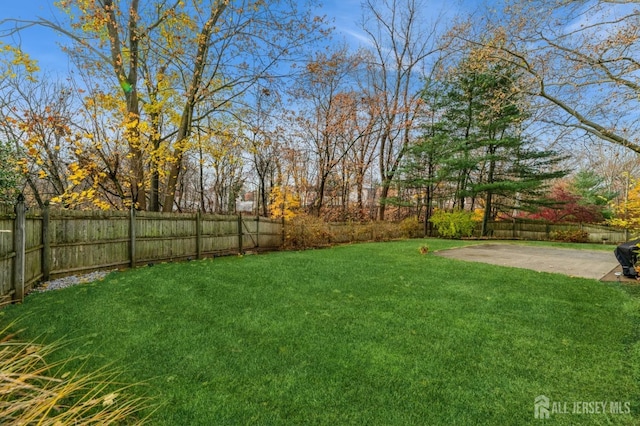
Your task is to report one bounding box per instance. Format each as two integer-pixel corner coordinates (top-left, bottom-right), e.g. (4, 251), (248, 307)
(419, 245), (429, 255)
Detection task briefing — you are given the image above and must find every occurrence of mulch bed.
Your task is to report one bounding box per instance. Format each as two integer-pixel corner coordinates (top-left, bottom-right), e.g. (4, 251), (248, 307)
(600, 265), (640, 284)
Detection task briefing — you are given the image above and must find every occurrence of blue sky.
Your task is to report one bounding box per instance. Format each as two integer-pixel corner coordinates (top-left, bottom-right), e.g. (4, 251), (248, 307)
(0, 0), (482, 75)
(0, 0), (366, 74)
(0, 1), (71, 73)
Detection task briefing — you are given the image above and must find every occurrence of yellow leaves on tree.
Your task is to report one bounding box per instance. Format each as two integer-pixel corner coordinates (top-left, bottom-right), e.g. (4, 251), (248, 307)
(472, 208), (485, 223)
(0, 42), (40, 81)
(56, 0), (110, 40)
(268, 186), (300, 220)
(15, 159), (29, 175)
(609, 177), (640, 233)
(50, 160), (111, 210)
(68, 162), (89, 185)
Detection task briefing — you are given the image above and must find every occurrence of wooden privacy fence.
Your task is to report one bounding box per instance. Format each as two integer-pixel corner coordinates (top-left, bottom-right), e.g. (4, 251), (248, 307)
(482, 220), (628, 244)
(0, 197), (283, 305)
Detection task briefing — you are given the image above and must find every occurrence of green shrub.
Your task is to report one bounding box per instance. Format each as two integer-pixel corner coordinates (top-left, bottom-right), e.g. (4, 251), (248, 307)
(550, 229), (590, 243)
(429, 210), (476, 239)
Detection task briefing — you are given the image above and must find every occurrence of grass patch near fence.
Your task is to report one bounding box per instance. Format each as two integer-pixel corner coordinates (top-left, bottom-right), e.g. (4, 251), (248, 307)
(2, 239), (639, 425)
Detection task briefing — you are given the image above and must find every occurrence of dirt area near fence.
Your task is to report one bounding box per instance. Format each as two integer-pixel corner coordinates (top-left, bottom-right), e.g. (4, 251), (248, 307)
(434, 243), (629, 282)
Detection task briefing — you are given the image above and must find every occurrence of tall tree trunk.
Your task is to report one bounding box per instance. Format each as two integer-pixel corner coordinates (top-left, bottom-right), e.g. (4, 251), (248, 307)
(314, 172), (328, 217)
(377, 180), (391, 221)
(199, 141), (206, 213)
(481, 152), (496, 237)
(356, 173), (364, 212)
(481, 189), (493, 237)
(148, 128), (161, 211)
(162, 2), (227, 212)
(104, 0), (146, 209)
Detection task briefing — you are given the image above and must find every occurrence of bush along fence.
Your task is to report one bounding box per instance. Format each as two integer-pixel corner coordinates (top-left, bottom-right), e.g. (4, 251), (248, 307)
(480, 220), (628, 244)
(282, 215), (418, 250)
(274, 214), (629, 249)
(0, 196), (284, 305)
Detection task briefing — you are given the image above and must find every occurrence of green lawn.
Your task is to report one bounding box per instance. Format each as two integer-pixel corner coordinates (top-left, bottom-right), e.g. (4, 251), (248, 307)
(2, 239), (639, 425)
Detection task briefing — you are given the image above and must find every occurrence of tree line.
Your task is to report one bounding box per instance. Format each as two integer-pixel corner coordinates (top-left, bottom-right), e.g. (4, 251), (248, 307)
(0, 0), (638, 230)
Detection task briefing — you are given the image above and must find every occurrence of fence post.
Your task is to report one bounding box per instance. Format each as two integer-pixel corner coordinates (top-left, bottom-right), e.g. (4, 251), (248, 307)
(130, 206), (136, 268)
(281, 216), (285, 247)
(42, 202), (51, 281)
(237, 213), (243, 254)
(196, 210), (202, 260)
(13, 194), (26, 302)
(255, 215), (260, 249)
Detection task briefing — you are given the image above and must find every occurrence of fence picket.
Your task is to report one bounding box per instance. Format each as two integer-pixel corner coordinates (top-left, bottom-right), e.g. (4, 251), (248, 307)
(0, 204), (284, 301)
(13, 196), (26, 302)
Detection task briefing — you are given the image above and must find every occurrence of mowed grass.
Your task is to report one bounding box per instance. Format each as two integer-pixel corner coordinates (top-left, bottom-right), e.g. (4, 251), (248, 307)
(2, 239), (640, 425)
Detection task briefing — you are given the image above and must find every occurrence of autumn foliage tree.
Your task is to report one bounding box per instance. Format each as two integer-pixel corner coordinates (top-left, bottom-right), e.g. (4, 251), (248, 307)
(289, 47), (366, 216)
(528, 171), (616, 223)
(610, 176), (640, 232)
(3, 0), (328, 211)
(458, 0), (640, 154)
(360, 0), (445, 220)
(5, 0), (639, 222)
(0, 43), (98, 207)
(529, 183), (604, 223)
(0, 43), (35, 203)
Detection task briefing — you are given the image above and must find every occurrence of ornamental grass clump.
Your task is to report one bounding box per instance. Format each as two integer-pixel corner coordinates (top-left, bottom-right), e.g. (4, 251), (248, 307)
(0, 325), (151, 425)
